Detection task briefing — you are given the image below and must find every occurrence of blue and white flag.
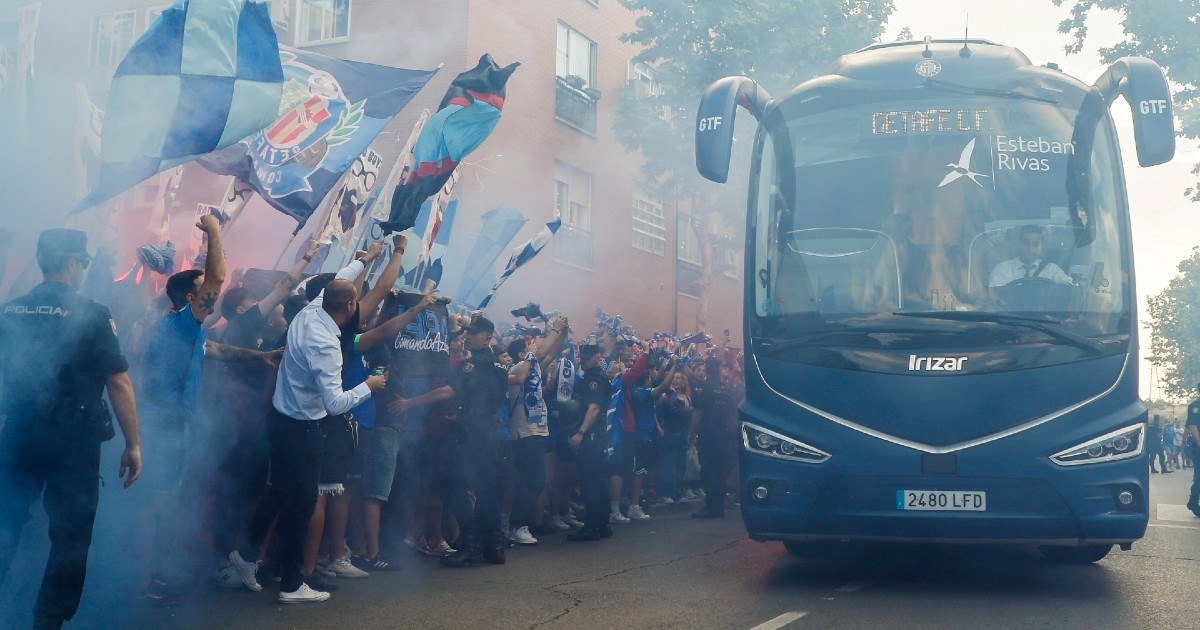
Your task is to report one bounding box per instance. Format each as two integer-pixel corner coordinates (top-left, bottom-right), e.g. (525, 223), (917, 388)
(476, 218), (561, 309)
(200, 48), (437, 226)
(72, 0), (283, 212)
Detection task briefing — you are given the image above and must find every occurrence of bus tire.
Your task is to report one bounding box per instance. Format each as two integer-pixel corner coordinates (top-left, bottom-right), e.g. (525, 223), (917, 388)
(1039, 544), (1113, 563)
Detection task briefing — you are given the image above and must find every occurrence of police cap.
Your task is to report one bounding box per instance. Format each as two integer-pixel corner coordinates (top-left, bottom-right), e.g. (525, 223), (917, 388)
(579, 344), (601, 361)
(37, 229), (89, 268)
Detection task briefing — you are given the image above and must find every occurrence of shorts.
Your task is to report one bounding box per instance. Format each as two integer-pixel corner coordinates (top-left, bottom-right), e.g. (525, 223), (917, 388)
(634, 440), (658, 476)
(318, 415), (356, 494)
(360, 425), (401, 501)
(608, 435), (636, 478)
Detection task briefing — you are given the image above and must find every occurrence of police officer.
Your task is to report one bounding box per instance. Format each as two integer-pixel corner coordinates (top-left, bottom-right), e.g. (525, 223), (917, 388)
(441, 316), (510, 567)
(567, 344), (615, 541)
(1186, 385), (1200, 517)
(0, 229), (142, 630)
(689, 357), (740, 518)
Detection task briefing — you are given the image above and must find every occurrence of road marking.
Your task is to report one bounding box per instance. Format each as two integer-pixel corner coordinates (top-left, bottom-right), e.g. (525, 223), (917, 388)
(750, 611), (808, 630)
(1149, 522), (1200, 531)
(1156, 503), (1199, 522)
(834, 581), (868, 592)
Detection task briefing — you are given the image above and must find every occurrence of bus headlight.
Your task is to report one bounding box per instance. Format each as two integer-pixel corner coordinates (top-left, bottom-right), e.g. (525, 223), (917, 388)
(742, 421), (830, 463)
(1050, 424), (1144, 467)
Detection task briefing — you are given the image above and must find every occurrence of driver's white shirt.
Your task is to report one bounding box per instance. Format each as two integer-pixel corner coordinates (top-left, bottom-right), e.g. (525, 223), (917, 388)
(989, 257), (1073, 287)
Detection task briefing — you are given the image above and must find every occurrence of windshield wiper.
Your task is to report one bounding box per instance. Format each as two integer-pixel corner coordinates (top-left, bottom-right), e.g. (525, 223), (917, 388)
(892, 311), (1107, 354)
(923, 78), (1058, 104)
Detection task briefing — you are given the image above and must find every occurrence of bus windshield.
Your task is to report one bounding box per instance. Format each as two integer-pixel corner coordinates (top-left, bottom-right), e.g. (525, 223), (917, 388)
(750, 91), (1131, 370)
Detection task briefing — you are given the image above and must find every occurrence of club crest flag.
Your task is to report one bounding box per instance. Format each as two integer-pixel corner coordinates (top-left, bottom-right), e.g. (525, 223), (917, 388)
(72, 0), (283, 213)
(200, 48), (437, 225)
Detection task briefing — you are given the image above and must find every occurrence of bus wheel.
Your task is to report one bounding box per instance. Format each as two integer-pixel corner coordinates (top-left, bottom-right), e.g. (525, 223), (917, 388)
(1039, 544), (1113, 563)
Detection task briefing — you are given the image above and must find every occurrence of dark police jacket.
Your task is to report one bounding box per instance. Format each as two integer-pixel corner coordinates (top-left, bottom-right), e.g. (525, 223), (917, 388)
(0, 282), (128, 440)
(573, 366), (613, 442)
(452, 346), (508, 441)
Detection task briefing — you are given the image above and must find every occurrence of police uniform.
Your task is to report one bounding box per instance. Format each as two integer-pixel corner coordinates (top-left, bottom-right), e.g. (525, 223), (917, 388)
(572, 364), (613, 537)
(1187, 399), (1200, 513)
(692, 376), (740, 517)
(0, 230), (129, 626)
(442, 341), (509, 566)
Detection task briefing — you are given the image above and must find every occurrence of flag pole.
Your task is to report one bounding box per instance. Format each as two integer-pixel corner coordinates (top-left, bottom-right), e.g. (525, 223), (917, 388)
(217, 177), (254, 235)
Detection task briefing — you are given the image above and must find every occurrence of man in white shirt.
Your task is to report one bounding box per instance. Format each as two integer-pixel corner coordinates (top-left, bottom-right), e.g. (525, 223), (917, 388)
(989, 225), (1074, 287)
(270, 274), (385, 604)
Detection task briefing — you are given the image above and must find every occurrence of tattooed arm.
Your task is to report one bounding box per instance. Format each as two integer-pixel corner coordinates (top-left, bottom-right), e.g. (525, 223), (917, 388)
(191, 214), (226, 321)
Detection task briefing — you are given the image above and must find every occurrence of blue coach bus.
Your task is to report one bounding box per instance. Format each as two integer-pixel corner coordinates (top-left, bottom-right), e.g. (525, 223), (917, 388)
(695, 39), (1175, 562)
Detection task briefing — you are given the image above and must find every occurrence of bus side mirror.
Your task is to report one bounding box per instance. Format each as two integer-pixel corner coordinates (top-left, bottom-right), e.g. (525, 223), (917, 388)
(696, 77), (772, 183)
(1093, 57), (1175, 167)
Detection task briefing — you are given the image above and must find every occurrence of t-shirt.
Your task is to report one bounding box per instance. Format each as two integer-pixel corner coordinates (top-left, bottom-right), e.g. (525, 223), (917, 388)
(221, 306), (270, 398)
(142, 304), (206, 414)
(509, 361), (550, 439)
(0, 282), (128, 438)
(630, 387), (658, 443)
(343, 334), (375, 429)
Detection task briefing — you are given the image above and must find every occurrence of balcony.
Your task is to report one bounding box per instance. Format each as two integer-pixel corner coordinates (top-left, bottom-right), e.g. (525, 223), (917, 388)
(555, 76), (598, 135)
(553, 224), (593, 269)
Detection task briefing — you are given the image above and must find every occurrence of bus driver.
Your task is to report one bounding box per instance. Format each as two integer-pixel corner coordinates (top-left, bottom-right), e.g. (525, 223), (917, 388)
(989, 225), (1074, 287)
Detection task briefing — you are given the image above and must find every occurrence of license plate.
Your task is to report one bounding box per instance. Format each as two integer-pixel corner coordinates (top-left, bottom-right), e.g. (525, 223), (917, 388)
(897, 490), (986, 511)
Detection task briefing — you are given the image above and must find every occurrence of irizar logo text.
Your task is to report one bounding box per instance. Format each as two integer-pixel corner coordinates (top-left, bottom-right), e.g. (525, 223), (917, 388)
(908, 355), (969, 371)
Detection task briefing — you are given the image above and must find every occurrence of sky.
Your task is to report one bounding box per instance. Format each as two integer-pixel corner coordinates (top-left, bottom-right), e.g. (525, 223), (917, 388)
(884, 1), (1200, 401)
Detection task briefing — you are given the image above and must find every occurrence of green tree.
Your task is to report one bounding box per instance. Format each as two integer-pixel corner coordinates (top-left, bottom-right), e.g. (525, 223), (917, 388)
(615, 0), (893, 332)
(1146, 247), (1200, 400)
(1056, 0), (1200, 200)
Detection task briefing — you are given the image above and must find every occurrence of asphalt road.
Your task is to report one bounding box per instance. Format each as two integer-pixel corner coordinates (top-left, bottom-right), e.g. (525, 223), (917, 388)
(5, 469), (1200, 629)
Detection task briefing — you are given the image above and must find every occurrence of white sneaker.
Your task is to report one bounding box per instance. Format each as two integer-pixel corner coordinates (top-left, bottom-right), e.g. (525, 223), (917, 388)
(212, 563), (244, 590)
(547, 516), (572, 531)
(228, 550), (262, 592)
(279, 582), (330, 604)
(511, 526), (538, 545)
(327, 555), (369, 578)
(681, 489), (698, 501)
(695, 488), (707, 498)
(610, 510), (631, 524)
(564, 515), (585, 528)
(661, 497), (675, 505)
(627, 505), (651, 520)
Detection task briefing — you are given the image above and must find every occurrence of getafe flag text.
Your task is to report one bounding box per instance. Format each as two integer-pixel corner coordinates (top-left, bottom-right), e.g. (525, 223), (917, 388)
(72, 0), (283, 213)
(381, 54), (519, 234)
(201, 48), (436, 225)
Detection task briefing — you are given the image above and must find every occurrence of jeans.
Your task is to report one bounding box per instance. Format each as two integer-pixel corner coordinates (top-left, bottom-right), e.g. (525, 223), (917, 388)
(658, 432), (687, 500)
(267, 410), (323, 593)
(0, 426), (101, 624)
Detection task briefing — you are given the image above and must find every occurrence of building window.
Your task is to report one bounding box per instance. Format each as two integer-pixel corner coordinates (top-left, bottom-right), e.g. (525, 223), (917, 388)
(677, 213), (702, 265)
(144, 5), (171, 34)
(553, 161), (593, 269)
(296, 0), (350, 46)
(271, 0), (292, 31)
(628, 62), (664, 99)
(91, 11), (136, 67)
(631, 185), (666, 256)
(556, 22), (598, 134)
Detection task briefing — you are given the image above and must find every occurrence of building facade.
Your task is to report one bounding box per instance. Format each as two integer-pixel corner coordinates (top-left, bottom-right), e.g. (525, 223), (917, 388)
(5, 0), (744, 339)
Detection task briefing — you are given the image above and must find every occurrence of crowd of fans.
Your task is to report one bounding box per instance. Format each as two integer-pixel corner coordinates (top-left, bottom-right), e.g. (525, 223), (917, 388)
(95, 222), (747, 605)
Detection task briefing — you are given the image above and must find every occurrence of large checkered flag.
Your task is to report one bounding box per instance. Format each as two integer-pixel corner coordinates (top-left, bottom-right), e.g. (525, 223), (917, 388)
(476, 218), (561, 310)
(71, 0), (283, 213)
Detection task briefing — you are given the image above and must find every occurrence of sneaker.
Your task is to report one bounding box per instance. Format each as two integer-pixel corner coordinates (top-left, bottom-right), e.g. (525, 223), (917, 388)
(610, 510), (631, 524)
(212, 563), (244, 590)
(403, 534), (430, 555)
(228, 550), (263, 592)
(278, 583), (330, 604)
(137, 579), (181, 607)
(304, 573), (339, 592)
(695, 488), (707, 498)
(351, 553), (399, 572)
(627, 505), (651, 520)
(681, 489), (698, 501)
(661, 497), (675, 505)
(547, 516), (572, 531)
(564, 515), (585, 529)
(313, 564), (336, 579)
(511, 526), (539, 545)
(327, 556), (369, 578)
(430, 541), (457, 557)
